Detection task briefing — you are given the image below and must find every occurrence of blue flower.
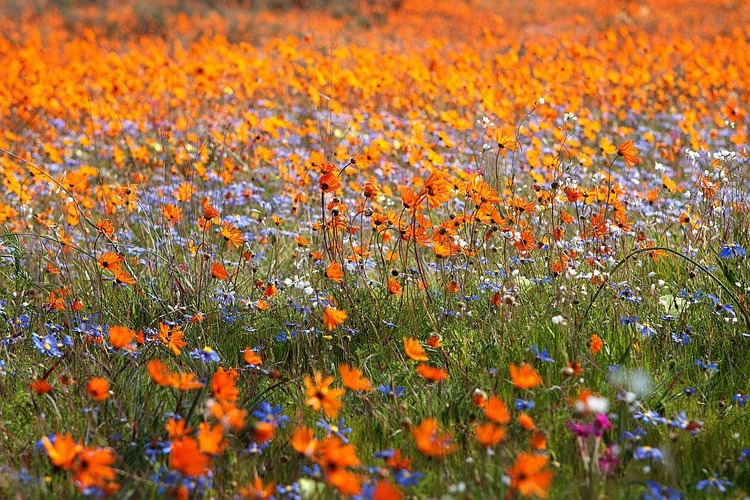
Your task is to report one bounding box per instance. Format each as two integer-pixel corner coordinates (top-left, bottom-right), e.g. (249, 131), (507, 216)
(633, 410), (667, 425)
(718, 243), (746, 260)
(732, 394), (750, 408)
(643, 480), (683, 500)
(275, 482), (301, 499)
(189, 346), (220, 364)
(32, 333), (64, 358)
(516, 399), (536, 411)
(252, 402), (289, 428)
(671, 331), (691, 345)
(636, 323), (657, 338)
(695, 359), (719, 372)
(633, 446), (664, 462)
(9, 314), (30, 331)
(696, 473), (733, 493)
(529, 345), (554, 363)
(394, 468), (424, 487)
(377, 385), (406, 397)
(317, 418), (352, 443)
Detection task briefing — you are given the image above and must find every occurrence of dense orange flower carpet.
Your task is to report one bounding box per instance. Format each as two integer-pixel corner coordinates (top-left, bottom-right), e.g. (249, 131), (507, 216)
(0, 0), (749, 497)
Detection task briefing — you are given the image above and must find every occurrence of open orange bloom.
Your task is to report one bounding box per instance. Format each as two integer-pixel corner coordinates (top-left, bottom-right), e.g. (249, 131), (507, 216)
(588, 334), (604, 355)
(290, 426), (318, 457)
(198, 422), (226, 455)
(237, 477), (276, 500)
(169, 438), (210, 477)
(87, 377), (110, 401)
(304, 371), (345, 418)
(616, 139), (639, 167)
(319, 172), (342, 193)
(208, 399), (247, 431)
(412, 418), (456, 458)
(220, 222), (245, 248)
(403, 338), (428, 362)
(484, 396), (511, 424)
(315, 437), (362, 496)
(421, 171), (452, 209)
(476, 423), (506, 447)
(340, 364), (373, 391)
(416, 364), (449, 382)
(507, 452), (554, 498)
(373, 481), (403, 500)
(41, 434), (82, 470)
(510, 363), (543, 390)
(211, 262), (228, 281)
(165, 418), (191, 440)
(326, 262), (344, 282)
(108, 325), (135, 350)
(322, 307), (347, 331)
(161, 204), (183, 224)
(97, 252), (125, 271)
(158, 322), (186, 356)
(74, 447), (117, 491)
(211, 367), (240, 404)
(243, 347), (263, 366)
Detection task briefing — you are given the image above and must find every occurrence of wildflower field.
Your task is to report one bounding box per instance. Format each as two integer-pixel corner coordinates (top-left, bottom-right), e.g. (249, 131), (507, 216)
(1, 0), (750, 497)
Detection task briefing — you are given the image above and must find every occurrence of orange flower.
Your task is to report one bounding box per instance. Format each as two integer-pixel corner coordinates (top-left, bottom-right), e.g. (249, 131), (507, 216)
(208, 400), (247, 431)
(252, 421), (276, 444)
(340, 364), (373, 391)
(97, 252), (124, 271)
(201, 199), (220, 220)
(74, 447), (117, 491)
(416, 364), (449, 382)
(387, 278), (402, 295)
(322, 307), (347, 331)
(158, 322), (187, 356)
(326, 262), (344, 282)
(475, 423), (506, 447)
(165, 418), (191, 439)
(41, 434), (81, 470)
(304, 371), (345, 418)
(518, 413), (536, 430)
(169, 438), (210, 477)
(373, 481), (403, 500)
(412, 418), (456, 458)
(161, 204), (183, 224)
(220, 222), (245, 248)
(197, 422), (226, 455)
(237, 477), (275, 500)
(211, 367), (239, 403)
(421, 171), (451, 209)
(290, 426), (318, 457)
(507, 452), (554, 498)
(426, 333), (442, 348)
(616, 139), (639, 167)
(530, 430), (548, 450)
(484, 396), (511, 424)
(315, 437), (362, 496)
(588, 334), (604, 355)
(87, 377), (110, 401)
(211, 262), (228, 281)
(319, 172), (342, 193)
(403, 337), (428, 362)
(112, 266), (136, 285)
(510, 363), (542, 390)
(30, 379), (53, 395)
(109, 325), (135, 350)
(243, 347), (263, 366)
(147, 359), (174, 386)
